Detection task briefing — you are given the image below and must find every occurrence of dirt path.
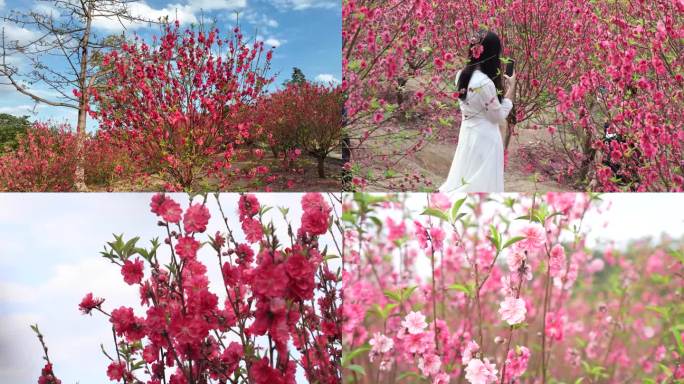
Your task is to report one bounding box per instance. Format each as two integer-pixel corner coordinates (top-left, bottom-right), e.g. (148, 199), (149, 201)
(390, 125), (570, 193)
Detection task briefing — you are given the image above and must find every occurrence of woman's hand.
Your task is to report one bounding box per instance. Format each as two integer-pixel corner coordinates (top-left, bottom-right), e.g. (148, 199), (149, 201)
(503, 72), (517, 100)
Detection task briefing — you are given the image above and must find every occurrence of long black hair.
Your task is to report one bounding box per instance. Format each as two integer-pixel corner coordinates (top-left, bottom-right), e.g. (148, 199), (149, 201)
(457, 30), (503, 101)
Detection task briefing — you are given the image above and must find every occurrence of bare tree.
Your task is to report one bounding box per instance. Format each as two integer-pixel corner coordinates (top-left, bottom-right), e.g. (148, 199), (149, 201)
(0, 0), (158, 190)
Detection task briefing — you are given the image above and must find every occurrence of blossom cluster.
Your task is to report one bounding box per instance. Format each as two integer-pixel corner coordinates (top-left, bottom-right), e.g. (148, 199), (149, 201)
(342, 192), (684, 383)
(36, 193), (342, 383)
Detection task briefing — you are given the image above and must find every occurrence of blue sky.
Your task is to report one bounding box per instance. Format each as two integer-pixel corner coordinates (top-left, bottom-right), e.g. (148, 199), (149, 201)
(0, 0), (341, 128)
(0, 192), (342, 383)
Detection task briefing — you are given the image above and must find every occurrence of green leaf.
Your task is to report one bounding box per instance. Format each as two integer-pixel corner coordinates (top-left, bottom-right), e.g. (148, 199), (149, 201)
(453, 212), (467, 222)
(671, 324), (684, 355)
(368, 216), (383, 231)
(502, 236), (526, 250)
(341, 345), (370, 367)
(341, 210), (356, 223)
(371, 303), (398, 320)
(347, 364), (366, 376)
(489, 224), (501, 251)
(450, 197), (467, 222)
(669, 249), (684, 265)
(646, 305), (671, 321)
(384, 289), (402, 302)
(421, 207), (449, 222)
(545, 211), (565, 222)
(448, 283), (473, 297)
(396, 371), (422, 382)
(401, 286), (418, 301)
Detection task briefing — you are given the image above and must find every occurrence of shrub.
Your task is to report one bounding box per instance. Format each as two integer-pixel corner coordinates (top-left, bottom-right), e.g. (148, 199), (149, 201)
(92, 22), (274, 190)
(0, 122), (78, 191)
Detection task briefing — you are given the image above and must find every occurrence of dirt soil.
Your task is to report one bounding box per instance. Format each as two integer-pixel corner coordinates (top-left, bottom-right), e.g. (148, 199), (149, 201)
(375, 124), (572, 193)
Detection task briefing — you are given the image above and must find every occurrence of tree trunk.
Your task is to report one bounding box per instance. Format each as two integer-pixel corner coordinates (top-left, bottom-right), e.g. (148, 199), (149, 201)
(74, 3), (93, 192)
(74, 110), (88, 191)
(317, 156), (326, 178)
(504, 123), (514, 150)
(504, 105), (517, 150)
(578, 130), (596, 184)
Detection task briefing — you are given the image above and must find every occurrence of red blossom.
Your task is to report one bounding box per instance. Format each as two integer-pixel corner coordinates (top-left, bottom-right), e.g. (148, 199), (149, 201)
(106, 361), (126, 381)
(300, 192), (331, 236)
(121, 258), (144, 285)
(238, 193), (260, 219)
(38, 363), (61, 384)
(78, 293), (105, 315)
(175, 236), (201, 260)
(285, 252), (316, 300)
(242, 217), (264, 243)
(183, 204), (210, 233)
(150, 193), (182, 223)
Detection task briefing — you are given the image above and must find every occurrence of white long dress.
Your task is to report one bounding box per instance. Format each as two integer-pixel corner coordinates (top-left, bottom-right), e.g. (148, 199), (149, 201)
(439, 70), (513, 193)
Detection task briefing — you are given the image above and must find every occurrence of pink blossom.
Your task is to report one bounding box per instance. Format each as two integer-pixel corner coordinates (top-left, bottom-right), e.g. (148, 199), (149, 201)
(504, 346), (531, 380)
(386, 217), (406, 242)
(430, 193), (451, 210)
(465, 358), (498, 384)
(106, 361), (126, 381)
(586, 258), (605, 273)
(414, 220), (429, 249)
(642, 326), (655, 339)
(506, 251), (526, 273)
(433, 372), (450, 384)
(516, 223), (546, 253)
(418, 353), (442, 376)
(369, 332), (394, 354)
(462, 340), (479, 364)
(398, 329), (433, 355)
(499, 296), (526, 325)
(78, 293), (104, 315)
(402, 311), (428, 334)
(430, 227), (445, 250)
(545, 312), (565, 341)
(549, 244), (566, 278)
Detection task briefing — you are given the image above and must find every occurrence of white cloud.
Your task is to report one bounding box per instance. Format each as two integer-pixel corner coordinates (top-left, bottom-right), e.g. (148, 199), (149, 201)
(0, 22), (40, 45)
(314, 73), (340, 84)
(242, 10), (278, 28)
(271, 0), (338, 11)
(256, 35), (285, 48)
(0, 104), (37, 115)
(189, 0), (245, 11)
(0, 0), (5, 11)
(91, 0), (247, 32)
(264, 37), (282, 47)
(92, 2), (198, 32)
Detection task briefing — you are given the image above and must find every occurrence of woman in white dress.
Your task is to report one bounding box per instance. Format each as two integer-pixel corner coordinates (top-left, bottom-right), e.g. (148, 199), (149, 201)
(439, 30), (517, 193)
